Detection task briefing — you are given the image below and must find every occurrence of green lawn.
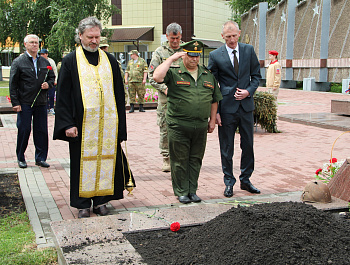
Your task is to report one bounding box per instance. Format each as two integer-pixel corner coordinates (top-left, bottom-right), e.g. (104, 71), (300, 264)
(0, 81), (9, 96)
(0, 212), (57, 265)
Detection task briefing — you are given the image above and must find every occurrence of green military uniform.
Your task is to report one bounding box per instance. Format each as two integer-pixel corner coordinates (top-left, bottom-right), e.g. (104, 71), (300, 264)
(149, 41), (184, 161)
(126, 52), (148, 104)
(162, 41), (223, 197)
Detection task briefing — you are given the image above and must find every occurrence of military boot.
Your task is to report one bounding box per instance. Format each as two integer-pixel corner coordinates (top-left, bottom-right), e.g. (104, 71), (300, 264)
(129, 103), (134, 113)
(139, 104), (145, 112)
(162, 156), (171, 172)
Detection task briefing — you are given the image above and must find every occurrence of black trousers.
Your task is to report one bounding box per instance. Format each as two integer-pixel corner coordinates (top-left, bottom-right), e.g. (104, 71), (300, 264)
(218, 105), (254, 186)
(16, 104), (48, 162)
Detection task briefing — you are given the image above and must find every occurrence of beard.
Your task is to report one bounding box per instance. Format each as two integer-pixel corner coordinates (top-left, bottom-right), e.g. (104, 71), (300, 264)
(82, 43), (98, 52)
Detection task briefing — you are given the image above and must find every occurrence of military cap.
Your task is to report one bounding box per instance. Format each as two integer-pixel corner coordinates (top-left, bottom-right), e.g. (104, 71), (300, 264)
(269, 50), (278, 56)
(180, 40), (203, 57)
(99, 37), (109, 48)
(39, 48), (48, 54)
(128, 50), (139, 55)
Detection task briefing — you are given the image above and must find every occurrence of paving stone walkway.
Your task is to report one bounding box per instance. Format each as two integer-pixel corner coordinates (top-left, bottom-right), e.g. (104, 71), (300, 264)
(0, 87), (349, 252)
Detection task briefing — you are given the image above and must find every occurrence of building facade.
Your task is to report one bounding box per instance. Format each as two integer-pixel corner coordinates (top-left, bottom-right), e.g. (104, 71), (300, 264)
(0, 0), (231, 78)
(107, 0), (232, 67)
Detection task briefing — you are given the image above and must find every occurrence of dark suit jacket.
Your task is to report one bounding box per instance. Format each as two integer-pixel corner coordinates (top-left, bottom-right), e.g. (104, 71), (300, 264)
(208, 43), (261, 113)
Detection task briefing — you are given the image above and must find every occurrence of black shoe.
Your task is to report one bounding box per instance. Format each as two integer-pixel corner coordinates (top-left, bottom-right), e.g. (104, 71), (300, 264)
(139, 104), (145, 112)
(18, 160), (27, 168)
(93, 205), (110, 216)
(188, 193), (201, 203)
(240, 182), (261, 194)
(129, 104), (134, 113)
(35, 161), (50, 168)
(178, 195), (191, 204)
(224, 186), (234, 197)
(78, 209), (90, 218)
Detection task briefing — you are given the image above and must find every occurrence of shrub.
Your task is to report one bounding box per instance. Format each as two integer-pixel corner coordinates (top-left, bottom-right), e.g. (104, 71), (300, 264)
(253, 91), (279, 133)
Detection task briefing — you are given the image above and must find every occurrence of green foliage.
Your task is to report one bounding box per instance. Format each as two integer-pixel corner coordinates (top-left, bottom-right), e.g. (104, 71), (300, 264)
(0, 212), (57, 265)
(330, 83), (342, 93)
(0, 0), (119, 63)
(47, 0), (119, 62)
(228, 0), (280, 25)
(253, 91), (279, 133)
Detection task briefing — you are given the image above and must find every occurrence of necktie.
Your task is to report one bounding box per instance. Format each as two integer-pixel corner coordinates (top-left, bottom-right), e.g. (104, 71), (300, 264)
(233, 50), (239, 75)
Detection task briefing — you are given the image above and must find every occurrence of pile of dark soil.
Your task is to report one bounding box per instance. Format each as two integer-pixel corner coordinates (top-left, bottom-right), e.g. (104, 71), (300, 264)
(125, 202), (350, 265)
(0, 173), (26, 217)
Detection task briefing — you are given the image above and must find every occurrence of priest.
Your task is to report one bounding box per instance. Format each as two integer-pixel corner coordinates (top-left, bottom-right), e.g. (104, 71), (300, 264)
(53, 16), (134, 218)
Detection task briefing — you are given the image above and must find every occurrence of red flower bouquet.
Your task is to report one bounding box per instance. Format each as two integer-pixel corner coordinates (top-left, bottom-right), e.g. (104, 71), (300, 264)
(315, 157), (345, 183)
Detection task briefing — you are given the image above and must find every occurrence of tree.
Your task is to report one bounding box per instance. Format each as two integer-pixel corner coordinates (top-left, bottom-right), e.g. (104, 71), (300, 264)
(47, 0), (118, 62)
(228, 0), (280, 25)
(0, 0), (119, 63)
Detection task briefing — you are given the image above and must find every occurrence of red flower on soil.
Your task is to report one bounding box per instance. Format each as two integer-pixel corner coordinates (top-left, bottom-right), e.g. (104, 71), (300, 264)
(329, 158), (337, 163)
(315, 168), (322, 175)
(170, 222), (180, 232)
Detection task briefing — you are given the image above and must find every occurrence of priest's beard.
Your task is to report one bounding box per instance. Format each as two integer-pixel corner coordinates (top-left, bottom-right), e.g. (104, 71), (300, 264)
(82, 43), (98, 52)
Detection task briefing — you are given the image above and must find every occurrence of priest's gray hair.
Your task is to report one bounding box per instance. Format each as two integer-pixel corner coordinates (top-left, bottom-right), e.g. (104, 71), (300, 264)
(166, 23), (182, 35)
(74, 16), (102, 43)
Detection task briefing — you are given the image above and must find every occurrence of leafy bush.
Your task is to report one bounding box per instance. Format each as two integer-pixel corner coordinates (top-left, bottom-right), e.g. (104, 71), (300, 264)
(330, 83), (342, 93)
(253, 91), (279, 133)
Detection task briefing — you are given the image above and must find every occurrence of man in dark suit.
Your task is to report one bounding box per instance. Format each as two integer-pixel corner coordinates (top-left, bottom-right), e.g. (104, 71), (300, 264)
(208, 21), (261, 197)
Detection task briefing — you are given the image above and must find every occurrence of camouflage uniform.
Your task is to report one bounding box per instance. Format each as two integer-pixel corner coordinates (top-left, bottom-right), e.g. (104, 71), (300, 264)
(148, 41), (183, 171)
(126, 57), (148, 104)
(117, 60), (128, 105)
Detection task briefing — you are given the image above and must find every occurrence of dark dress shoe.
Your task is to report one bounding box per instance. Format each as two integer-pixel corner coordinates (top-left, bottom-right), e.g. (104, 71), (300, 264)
(93, 205), (110, 216)
(178, 195), (191, 204)
(188, 193), (201, 203)
(18, 160), (27, 168)
(240, 182), (261, 194)
(78, 209), (90, 218)
(224, 186), (234, 197)
(35, 161), (50, 168)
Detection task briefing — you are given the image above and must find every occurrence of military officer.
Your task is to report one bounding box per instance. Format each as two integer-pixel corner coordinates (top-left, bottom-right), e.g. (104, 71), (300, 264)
(148, 22), (184, 172)
(99, 37), (109, 52)
(266, 50), (281, 99)
(125, 50), (148, 112)
(99, 38), (128, 105)
(153, 40), (223, 204)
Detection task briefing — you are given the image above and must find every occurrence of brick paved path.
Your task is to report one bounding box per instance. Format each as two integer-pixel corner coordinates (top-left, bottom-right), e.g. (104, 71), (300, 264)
(0, 87), (349, 224)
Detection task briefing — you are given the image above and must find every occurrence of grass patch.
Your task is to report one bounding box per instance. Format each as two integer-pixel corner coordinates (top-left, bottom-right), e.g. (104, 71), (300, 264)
(0, 80), (9, 87)
(0, 212), (57, 265)
(0, 81), (9, 97)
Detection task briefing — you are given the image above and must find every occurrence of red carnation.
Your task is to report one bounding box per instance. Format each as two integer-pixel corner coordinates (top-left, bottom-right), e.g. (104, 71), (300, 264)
(315, 168), (322, 175)
(31, 65), (53, 107)
(170, 222), (180, 232)
(329, 158), (337, 163)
